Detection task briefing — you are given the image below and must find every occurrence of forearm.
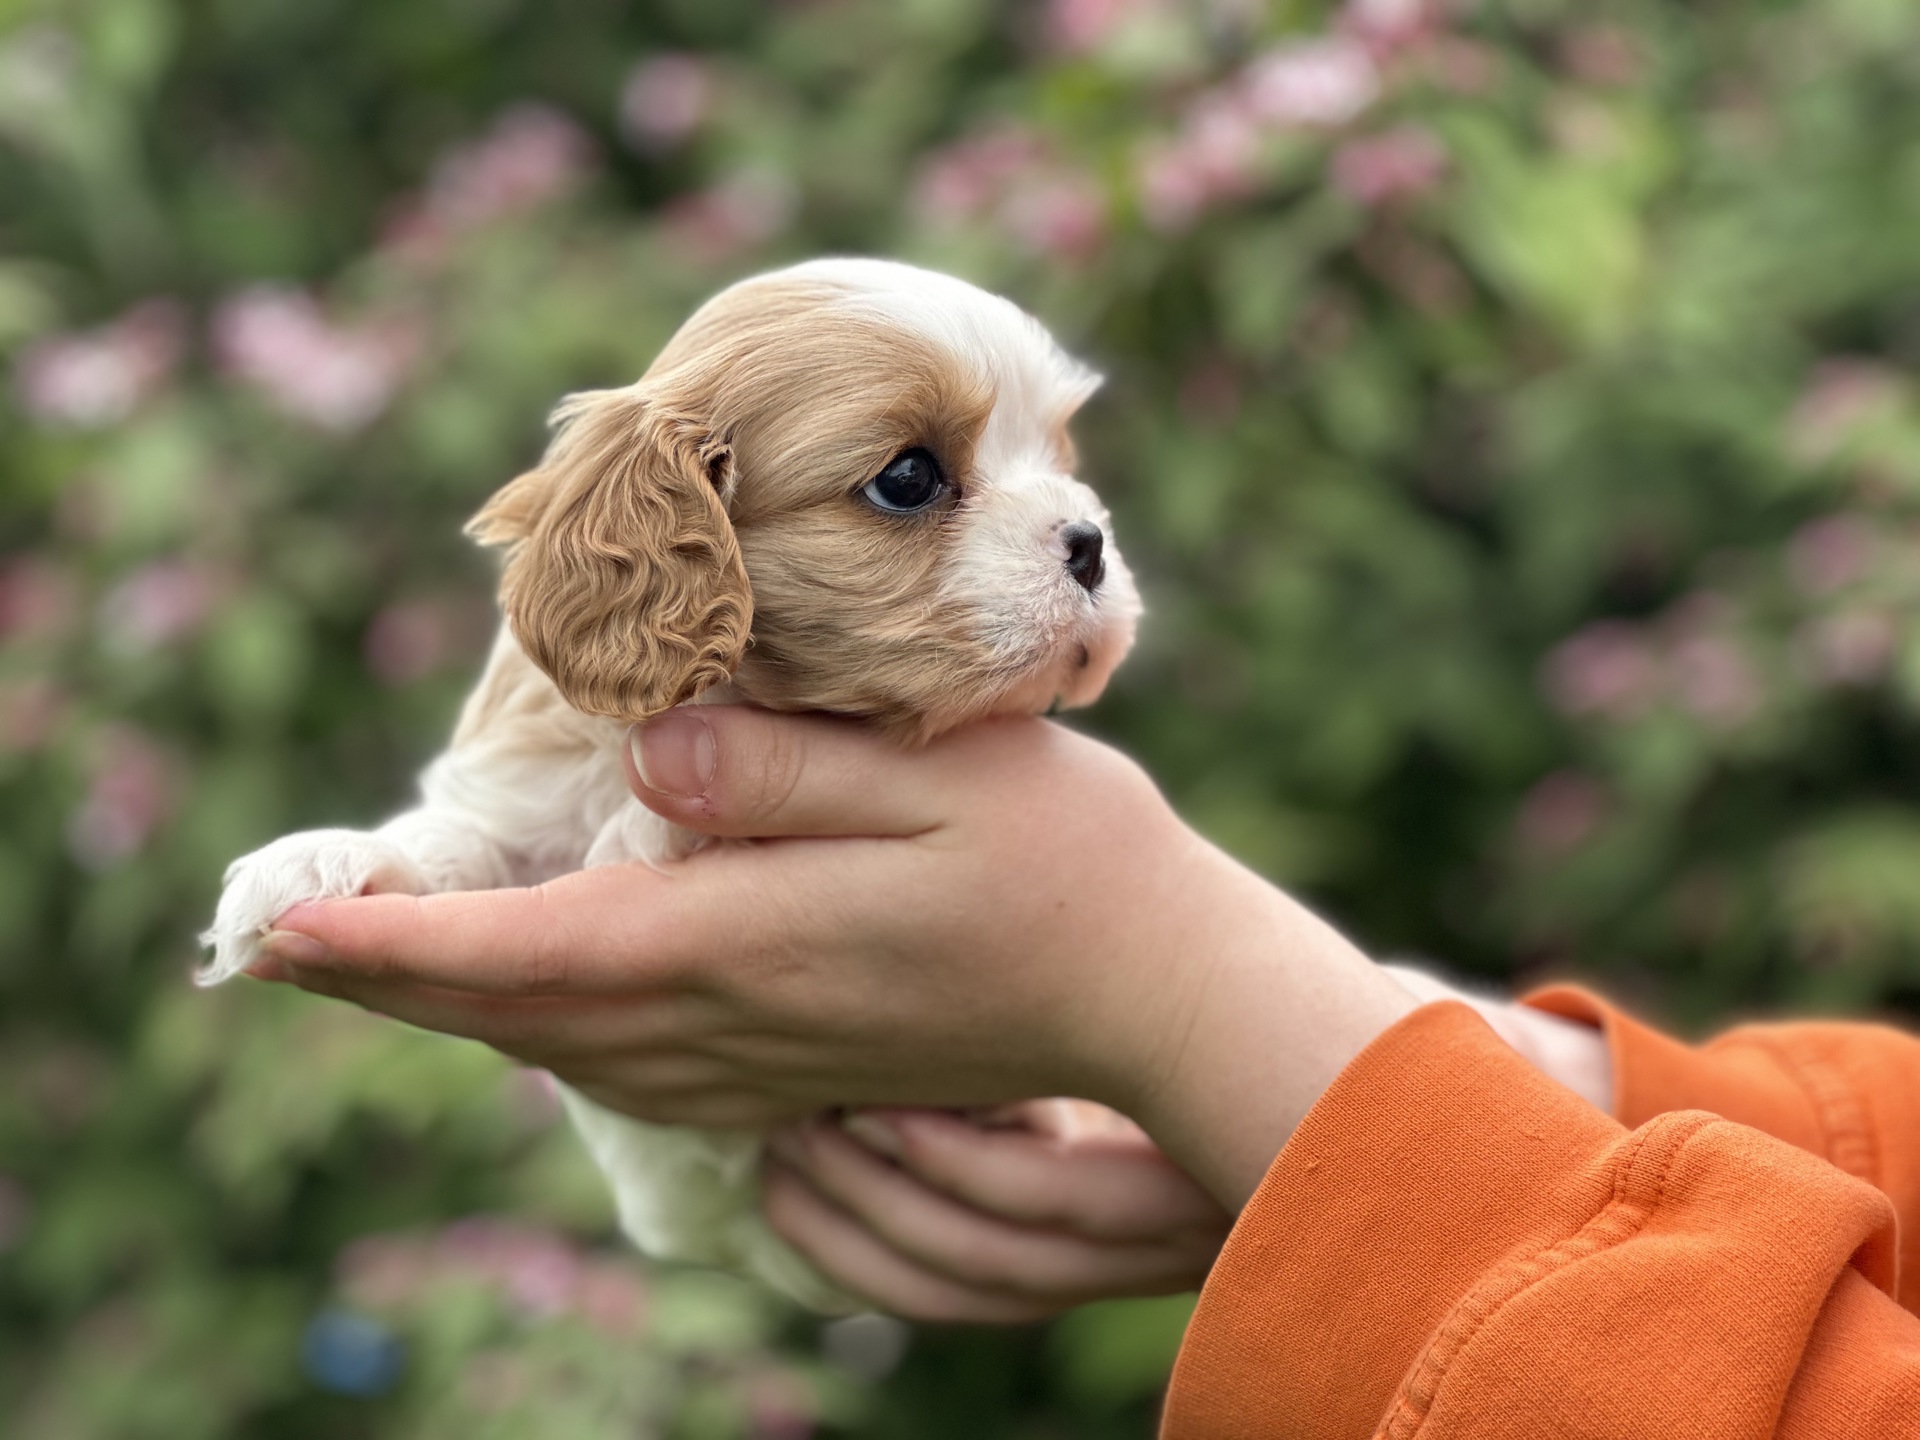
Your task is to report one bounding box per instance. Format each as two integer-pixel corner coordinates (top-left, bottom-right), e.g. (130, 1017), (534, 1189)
(1102, 838), (1616, 1212)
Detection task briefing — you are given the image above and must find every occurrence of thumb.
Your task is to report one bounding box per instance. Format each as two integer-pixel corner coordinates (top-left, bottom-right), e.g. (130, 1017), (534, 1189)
(624, 706), (944, 839)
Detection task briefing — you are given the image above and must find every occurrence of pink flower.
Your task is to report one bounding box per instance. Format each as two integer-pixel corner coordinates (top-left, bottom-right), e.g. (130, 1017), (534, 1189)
(999, 171), (1108, 258)
(1669, 633), (1762, 726)
(1137, 32), (1384, 228)
(339, 1235), (434, 1309)
(212, 286), (420, 433)
(620, 54), (712, 154)
(1799, 609), (1898, 686)
(339, 1218), (650, 1333)
(0, 1174), (30, 1255)
(662, 166), (798, 260)
(1183, 90), (1264, 184)
(1786, 359), (1904, 466)
(1242, 37), (1379, 128)
(1136, 151), (1208, 231)
(1178, 356), (1242, 423)
(1330, 124), (1447, 206)
(1134, 94), (1260, 230)
(746, 1368), (818, 1440)
(436, 1218), (582, 1319)
(13, 299), (186, 429)
(0, 555), (78, 641)
(67, 724), (172, 869)
(1136, 143), (1213, 231)
(1663, 587), (1738, 637)
(1354, 230), (1467, 313)
(914, 127), (1049, 221)
(1558, 25), (1644, 88)
(1423, 35), (1501, 95)
(425, 104), (596, 231)
(1514, 770), (1609, 856)
(1337, 0), (1442, 56)
(97, 560), (221, 655)
(1541, 621), (1661, 719)
(364, 600), (451, 686)
(0, 677), (66, 752)
(1786, 515), (1876, 597)
(574, 1261), (648, 1335)
(1043, 0), (1158, 55)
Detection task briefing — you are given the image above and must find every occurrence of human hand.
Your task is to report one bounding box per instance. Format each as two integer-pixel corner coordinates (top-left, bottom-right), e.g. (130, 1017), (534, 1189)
(759, 1099), (1231, 1322)
(252, 707), (1418, 1206)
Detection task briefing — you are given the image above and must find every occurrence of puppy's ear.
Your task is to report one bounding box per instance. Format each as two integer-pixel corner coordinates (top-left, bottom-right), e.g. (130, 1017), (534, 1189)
(465, 386), (752, 720)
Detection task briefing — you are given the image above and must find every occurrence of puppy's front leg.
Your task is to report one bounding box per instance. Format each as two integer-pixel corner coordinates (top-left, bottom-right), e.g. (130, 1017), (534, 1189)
(196, 796), (518, 987)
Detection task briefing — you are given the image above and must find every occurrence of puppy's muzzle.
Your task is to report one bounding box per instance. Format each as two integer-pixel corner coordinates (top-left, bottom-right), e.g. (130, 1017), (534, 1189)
(1060, 521), (1105, 593)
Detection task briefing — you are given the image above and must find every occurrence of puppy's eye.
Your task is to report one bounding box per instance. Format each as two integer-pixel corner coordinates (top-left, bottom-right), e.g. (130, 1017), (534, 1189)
(861, 449), (946, 513)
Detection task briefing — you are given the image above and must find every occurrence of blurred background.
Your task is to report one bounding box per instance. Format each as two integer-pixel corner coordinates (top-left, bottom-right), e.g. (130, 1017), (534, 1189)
(5, 0), (1920, 1434)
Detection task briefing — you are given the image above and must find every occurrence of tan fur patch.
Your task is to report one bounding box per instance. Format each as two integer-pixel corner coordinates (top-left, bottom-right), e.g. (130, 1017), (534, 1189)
(468, 388), (753, 722)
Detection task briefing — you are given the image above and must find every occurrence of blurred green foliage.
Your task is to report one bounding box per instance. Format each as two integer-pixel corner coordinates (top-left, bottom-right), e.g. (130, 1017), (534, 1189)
(5, 0), (1920, 1434)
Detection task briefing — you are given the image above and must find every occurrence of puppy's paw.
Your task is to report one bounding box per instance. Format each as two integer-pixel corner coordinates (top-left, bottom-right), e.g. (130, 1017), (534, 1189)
(197, 829), (425, 987)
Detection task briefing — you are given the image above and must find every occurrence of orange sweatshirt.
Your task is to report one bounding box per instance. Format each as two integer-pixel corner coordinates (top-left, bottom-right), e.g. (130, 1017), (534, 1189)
(1161, 991), (1920, 1438)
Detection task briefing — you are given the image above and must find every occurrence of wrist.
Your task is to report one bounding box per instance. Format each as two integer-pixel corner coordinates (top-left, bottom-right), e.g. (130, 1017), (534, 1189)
(1484, 1003), (1613, 1113)
(1380, 966), (1614, 1114)
(1097, 842), (1417, 1210)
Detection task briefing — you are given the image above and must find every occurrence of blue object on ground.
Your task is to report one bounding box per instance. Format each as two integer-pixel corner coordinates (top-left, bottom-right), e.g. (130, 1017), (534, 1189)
(300, 1307), (405, 1397)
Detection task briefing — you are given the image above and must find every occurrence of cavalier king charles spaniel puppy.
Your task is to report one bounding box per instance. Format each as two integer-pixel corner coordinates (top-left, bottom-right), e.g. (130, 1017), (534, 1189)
(199, 258), (1141, 1309)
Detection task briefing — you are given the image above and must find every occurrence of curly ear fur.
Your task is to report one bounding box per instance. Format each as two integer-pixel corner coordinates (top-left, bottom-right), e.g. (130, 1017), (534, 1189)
(466, 387), (752, 721)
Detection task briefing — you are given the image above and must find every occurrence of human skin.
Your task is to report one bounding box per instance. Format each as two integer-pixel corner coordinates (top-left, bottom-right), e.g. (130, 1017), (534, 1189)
(760, 1099), (1235, 1321)
(251, 708), (1608, 1315)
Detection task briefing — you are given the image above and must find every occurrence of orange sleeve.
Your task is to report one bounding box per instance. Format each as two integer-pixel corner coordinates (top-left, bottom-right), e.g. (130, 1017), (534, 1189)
(1161, 1001), (1920, 1439)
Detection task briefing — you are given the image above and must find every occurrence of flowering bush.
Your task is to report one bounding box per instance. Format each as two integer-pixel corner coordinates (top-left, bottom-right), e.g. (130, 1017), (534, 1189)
(5, 0), (1920, 1434)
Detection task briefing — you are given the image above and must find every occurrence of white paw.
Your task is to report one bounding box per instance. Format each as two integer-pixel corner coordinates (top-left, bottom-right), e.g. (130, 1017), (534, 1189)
(197, 829), (426, 987)
(581, 798), (688, 871)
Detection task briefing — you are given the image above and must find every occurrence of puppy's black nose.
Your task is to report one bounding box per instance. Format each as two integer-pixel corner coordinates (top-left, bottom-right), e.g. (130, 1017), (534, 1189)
(1061, 522), (1105, 593)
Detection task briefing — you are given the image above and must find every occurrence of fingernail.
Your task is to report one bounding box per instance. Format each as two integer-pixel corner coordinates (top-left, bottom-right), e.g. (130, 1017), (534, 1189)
(629, 710), (716, 800)
(842, 1112), (903, 1159)
(259, 930), (331, 968)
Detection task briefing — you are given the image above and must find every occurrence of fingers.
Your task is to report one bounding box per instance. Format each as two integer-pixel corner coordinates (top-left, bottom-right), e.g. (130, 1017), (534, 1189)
(624, 706), (960, 839)
(761, 1158), (1056, 1324)
(253, 866), (699, 995)
(766, 1120), (1216, 1303)
(264, 956), (710, 1061)
(839, 1108), (1230, 1243)
(268, 962), (578, 1048)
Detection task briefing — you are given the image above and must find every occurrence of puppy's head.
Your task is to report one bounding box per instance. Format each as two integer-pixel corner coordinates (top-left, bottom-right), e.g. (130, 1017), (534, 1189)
(469, 259), (1140, 738)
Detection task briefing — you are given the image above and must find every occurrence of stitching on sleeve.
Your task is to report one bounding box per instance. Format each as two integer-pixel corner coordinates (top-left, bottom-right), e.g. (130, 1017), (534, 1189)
(1372, 1111), (1719, 1440)
(1742, 1034), (1878, 1191)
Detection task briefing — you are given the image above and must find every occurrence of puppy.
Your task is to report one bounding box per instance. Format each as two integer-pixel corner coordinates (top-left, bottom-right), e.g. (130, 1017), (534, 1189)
(199, 258), (1141, 1310)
